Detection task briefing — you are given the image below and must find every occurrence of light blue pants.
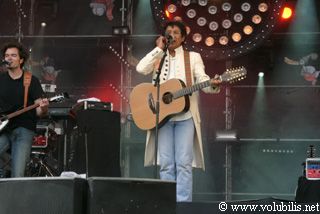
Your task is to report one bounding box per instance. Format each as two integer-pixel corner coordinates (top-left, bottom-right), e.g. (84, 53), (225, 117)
(158, 118), (195, 202)
(0, 127), (35, 177)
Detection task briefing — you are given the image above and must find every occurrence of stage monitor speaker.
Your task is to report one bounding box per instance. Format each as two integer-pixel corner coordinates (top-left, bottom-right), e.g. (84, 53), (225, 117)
(87, 177), (176, 214)
(70, 110), (121, 177)
(0, 177), (86, 214)
(295, 176), (320, 202)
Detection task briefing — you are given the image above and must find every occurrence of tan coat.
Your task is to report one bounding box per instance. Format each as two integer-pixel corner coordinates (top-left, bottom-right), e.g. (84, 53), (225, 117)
(136, 46), (219, 170)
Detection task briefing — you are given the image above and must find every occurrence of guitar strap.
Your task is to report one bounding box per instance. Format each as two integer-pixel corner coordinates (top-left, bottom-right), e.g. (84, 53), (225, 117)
(23, 71), (32, 108)
(183, 50), (192, 87)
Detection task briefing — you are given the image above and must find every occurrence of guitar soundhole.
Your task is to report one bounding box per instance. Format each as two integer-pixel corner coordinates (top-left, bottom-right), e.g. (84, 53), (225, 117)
(162, 92), (173, 104)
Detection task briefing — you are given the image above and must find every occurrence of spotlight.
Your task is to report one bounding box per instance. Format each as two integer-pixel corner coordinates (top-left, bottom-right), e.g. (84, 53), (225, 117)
(222, 2), (231, 11)
(258, 3), (268, 12)
(222, 19), (232, 29)
(258, 72), (264, 77)
(209, 21), (219, 31)
(281, 7), (293, 19)
(252, 15), (262, 24)
(234, 13), (243, 23)
(197, 17), (207, 26)
(181, 0), (191, 6)
(241, 2), (251, 12)
(198, 0), (207, 6)
(41, 22), (46, 27)
(186, 9), (197, 18)
(205, 37), (214, 46)
(243, 25), (253, 35)
(208, 5), (217, 14)
(219, 36), (229, 45)
(167, 4), (177, 13)
(232, 33), (242, 42)
(112, 26), (130, 35)
(215, 130), (238, 142)
(192, 33), (202, 42)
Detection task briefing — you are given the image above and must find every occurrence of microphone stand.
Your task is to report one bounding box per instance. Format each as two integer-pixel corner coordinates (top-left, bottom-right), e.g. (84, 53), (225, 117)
(153, 42), (170, 179)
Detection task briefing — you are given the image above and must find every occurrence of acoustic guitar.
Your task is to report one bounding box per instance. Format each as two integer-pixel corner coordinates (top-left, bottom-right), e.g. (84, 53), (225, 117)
(130, 67), (247, 130)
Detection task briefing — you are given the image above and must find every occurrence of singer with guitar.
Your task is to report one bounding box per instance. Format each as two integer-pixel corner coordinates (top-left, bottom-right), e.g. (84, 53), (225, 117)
(0, 42), (49, 177)
(135, 21), (221, 202)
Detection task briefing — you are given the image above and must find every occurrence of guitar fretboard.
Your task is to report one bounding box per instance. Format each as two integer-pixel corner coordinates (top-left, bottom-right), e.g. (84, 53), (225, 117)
(173, 79), (211, 99)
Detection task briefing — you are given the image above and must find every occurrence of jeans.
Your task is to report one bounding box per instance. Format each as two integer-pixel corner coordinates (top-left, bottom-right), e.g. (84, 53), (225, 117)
(158, 118), (195, 202)
(0, 127), (35, 177)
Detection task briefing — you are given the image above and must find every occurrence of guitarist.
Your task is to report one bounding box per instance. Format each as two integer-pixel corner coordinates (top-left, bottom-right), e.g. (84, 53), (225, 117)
(0, 42), (49, 177)
(136, 21), (221, 202)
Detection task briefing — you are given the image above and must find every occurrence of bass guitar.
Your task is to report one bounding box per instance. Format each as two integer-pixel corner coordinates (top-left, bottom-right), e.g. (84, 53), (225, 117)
(130, 67), (246, 130)
(0, 93), (68, 132)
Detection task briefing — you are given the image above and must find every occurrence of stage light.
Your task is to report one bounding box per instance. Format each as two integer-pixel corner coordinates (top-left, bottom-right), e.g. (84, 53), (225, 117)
(150, 0), (285, 60)
(165, 10), (170, 18)
(208, 5), (217, 14)
(222, 2), (231, 11)
(215, 130), (238, 142)
(209, 21), (219, 31)
(282, 7), (293, 19)
(205, 37), (214, 46)
(259, 3), (268, 12)
(234, 13), (243, 23)
(241, 2), (251, 12)
(197, 17), (207, 26)
(222, 19), (232, 29)
(41, 22), (47, 27)
(181, 0), (191, 6)
(219, 36), (229, 45)
(232, 33), (242, 42)
(252, 15), (262, 24)
(243, 25), (253, 35)
(198, 0), (207, 6)
(167, 4), (177, 13)
(258, 72), (265, 77)
(186, 9), (196, 18)
(193, 33), (202, 42)
(112, 26), (130, 35)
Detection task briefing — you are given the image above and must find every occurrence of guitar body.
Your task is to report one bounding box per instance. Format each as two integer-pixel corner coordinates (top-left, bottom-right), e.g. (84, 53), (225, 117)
(130, 79), (190, 130)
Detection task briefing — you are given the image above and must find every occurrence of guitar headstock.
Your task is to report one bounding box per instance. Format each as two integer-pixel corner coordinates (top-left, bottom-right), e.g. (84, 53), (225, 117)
(220, 66), (247, 83)
(49, 92), (69, 103)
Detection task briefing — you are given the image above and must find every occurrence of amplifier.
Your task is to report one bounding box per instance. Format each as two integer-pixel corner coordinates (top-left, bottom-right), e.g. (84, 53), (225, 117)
(83, 101), (113, 111)
(306, 158), (320, 180)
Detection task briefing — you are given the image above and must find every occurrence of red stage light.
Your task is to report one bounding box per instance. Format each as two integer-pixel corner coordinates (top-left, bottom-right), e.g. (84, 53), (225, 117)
(165, 9), (170, 19)
(281, 7), (293, 19)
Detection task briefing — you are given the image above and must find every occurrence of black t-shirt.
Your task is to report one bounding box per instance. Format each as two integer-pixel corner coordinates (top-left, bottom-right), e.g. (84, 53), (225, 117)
(0, 71), (44, 132)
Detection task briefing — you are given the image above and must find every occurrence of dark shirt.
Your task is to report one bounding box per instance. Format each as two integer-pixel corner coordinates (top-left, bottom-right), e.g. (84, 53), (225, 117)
(0, 71), (44, 132)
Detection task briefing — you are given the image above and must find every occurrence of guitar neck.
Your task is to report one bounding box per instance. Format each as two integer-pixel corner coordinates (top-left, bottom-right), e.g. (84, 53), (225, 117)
(173, 79), (211, 99)
(6, 103), (40, 119)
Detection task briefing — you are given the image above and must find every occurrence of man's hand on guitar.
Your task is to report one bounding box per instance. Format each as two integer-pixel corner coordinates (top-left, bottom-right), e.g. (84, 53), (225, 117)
(35, 98), (49, 117)
(211, 74), (222, 86)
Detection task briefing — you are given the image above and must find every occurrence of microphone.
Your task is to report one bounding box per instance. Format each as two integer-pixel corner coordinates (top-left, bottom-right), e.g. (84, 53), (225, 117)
(164, 32), (174, 44)
(1, 60), (10, 65)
